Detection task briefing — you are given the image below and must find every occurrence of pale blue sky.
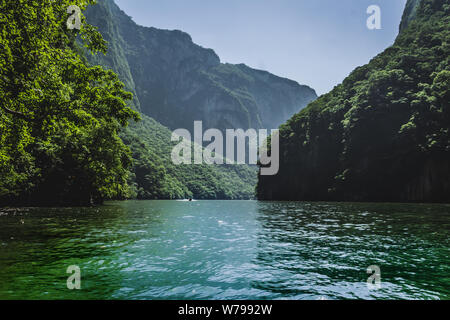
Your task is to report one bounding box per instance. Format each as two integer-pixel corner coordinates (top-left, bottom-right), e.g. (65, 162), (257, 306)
(114, 0), (407, 95)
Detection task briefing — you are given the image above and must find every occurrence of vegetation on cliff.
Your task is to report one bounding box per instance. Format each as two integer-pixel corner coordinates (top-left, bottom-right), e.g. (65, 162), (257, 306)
(257, 0), (450, 203)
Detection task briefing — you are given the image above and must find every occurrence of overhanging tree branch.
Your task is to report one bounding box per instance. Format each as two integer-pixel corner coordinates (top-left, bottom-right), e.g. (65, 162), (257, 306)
(0, 105), (31, 120)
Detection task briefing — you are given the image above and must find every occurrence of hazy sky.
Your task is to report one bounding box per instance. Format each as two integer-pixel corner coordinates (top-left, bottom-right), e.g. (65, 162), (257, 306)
(114, 0), (407, 95)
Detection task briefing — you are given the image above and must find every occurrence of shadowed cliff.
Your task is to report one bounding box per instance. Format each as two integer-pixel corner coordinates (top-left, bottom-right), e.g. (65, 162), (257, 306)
(257, 0), (450, 203)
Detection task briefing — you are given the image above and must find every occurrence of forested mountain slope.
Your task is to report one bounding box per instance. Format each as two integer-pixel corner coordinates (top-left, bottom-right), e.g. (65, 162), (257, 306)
(257, 0), (450, 203)
(122, 115), (257, 200)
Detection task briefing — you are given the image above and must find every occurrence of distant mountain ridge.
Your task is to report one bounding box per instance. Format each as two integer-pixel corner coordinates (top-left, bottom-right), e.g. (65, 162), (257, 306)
(85, 0), (317, 132)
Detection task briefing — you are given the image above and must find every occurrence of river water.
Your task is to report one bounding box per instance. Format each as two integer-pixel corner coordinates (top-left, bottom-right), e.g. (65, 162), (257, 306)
(0, 200), (448, 300)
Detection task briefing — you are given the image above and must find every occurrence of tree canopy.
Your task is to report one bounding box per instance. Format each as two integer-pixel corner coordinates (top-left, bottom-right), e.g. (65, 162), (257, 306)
(0, 0), (139, 205)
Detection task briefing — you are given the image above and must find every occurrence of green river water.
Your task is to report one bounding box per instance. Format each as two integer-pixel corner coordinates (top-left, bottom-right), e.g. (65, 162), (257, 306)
(0, 200), (448, 300)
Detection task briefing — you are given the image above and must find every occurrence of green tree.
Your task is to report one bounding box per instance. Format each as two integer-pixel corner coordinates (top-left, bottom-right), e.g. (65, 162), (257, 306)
(0, 0), (139, 205)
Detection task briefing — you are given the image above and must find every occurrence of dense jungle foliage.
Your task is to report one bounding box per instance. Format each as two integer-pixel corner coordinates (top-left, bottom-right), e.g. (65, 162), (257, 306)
(257, 0), (450, 203)
(0, 0), (141, 205)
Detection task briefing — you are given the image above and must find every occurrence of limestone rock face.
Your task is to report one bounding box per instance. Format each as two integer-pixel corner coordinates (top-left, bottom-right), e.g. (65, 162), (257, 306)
(85, 0), (317, 132)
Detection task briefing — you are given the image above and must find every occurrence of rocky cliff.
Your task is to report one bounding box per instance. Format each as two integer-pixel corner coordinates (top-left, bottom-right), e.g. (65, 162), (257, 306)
(257, 0), (450, 203)
(84, 0), (317, 132)
(399, 0), (422, 31)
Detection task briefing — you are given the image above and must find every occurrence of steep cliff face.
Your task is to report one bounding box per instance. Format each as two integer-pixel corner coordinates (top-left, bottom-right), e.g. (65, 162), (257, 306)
(257, 0), (450, 203)
(399, 0), (422, 31)
(85, 0), (317, 131)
